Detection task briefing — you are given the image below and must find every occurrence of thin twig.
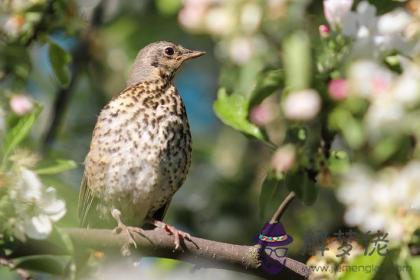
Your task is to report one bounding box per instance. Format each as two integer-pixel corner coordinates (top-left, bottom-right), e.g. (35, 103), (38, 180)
(43, 0), (106, 148)
(43, 39), (86, 147)
(270, 191), (296, 224)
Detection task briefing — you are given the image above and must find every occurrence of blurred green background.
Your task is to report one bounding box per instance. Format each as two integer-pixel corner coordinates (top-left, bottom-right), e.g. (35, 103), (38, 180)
(1, 0), (419, 279)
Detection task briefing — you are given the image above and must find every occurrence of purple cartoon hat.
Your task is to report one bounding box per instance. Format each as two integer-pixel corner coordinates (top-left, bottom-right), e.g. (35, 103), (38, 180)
(257, 222), (293, 246)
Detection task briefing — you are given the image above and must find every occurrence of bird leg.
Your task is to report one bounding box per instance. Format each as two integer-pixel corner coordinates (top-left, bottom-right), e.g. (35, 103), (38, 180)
(150, 220), (192, 250)
(111, 209), (144, 256)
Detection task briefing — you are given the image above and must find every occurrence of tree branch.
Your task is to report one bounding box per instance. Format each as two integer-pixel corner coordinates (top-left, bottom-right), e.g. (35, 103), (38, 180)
(270, 191), (296, 224)
(64, 227), (311, 279)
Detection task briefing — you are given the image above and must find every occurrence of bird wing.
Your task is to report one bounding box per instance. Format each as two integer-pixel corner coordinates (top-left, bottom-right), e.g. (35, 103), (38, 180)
(152, 199), (172, 221)
(78, 174), (97, 227)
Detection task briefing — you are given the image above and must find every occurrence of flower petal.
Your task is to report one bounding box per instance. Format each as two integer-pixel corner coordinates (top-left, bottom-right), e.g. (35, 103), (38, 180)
(24, 215), (52, 240)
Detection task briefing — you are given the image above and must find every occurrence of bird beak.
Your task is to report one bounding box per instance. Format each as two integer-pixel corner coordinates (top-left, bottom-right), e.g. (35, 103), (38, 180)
(181, 48), (206, 61)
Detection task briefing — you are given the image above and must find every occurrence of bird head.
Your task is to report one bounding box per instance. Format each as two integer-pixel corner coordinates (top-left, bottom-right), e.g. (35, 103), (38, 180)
(127, 41), (205, 87)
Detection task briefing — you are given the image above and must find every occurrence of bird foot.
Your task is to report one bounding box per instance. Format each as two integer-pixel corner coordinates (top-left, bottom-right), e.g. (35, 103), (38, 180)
(151, 220), (192, 250)
(111, 209), (144, 256)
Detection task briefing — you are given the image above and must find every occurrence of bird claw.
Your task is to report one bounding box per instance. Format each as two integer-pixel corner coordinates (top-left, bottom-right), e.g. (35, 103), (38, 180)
(111, 209), (144, 256)
(152, 220), (192, 250)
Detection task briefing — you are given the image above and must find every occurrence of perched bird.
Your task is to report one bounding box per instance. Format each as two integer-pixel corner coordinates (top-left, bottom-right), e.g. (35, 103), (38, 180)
(78, 41), (205, 251)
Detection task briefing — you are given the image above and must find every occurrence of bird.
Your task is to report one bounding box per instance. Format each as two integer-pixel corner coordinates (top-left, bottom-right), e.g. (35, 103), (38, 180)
(78, 41), (205, 253)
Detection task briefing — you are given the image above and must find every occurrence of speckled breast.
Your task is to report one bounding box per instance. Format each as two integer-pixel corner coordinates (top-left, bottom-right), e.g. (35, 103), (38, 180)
(85, 80), (191, 224)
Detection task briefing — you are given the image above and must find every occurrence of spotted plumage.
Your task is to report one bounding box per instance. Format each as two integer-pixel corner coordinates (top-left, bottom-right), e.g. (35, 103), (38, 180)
(78, 42), (204, 234)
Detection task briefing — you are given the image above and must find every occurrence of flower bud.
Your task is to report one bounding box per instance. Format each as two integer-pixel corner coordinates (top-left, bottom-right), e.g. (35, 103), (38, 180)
(319, 24), (330, 38)
(250, 100), (277, 126)
(282, 89), (321, 121)
(10, 94), (34, 116)
(271, 145), (296, 173)
(328, 79), (349, 101)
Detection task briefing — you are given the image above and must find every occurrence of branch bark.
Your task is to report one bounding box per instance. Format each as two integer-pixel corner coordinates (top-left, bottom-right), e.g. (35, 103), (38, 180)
(64, 227), (311, 279)
(270, 191), (296, 224)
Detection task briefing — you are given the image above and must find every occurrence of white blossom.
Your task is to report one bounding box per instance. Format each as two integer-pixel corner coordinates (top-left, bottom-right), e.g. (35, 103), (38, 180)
(10, 168), (66, 240)
(349, 60), (394, 99)
(365, 96), (404, 133)
(377, 9), (411, 35)
(228, 37), (254, 64)
(337, 163), (420, 241)
(240, 3), (262, 33)
(391, 62), (420, 106)
(178, 1), (269, 64)
(178, 0), (210, 31)
(205, 7), (235, 36)
(323, 0), (353, 28)
(3, 15), (25, 38)
(341, 2), (411, 56)
(348, 60), (420, 134)
(282, 89), (321, 121)
(342, 1), (377, 39)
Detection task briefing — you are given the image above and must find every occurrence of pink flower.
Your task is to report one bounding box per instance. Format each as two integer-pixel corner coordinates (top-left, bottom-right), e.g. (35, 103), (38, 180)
(323, 0), (353, 28)
(319, 24), (330, 38)
(271, 145), (296, 173)
(10, 95), (34, 116)
(249, 100), (277, 126)
(328, 79), (349, 101)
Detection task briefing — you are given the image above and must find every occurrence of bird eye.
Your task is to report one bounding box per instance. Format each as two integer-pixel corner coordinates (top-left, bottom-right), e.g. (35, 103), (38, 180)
(164, 47), (174, 56)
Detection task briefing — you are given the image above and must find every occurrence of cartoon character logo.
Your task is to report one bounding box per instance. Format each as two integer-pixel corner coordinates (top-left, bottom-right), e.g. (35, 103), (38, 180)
(257, 222), (293, 275)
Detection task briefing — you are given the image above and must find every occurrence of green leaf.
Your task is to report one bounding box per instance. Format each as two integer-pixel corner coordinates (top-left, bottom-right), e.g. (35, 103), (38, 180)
(259, 173), (284, 220)
(286, 170), (318, 205)
(329, 108), (365, 149)
(3, 106), (42, 159)
(0, 267), (19, 280)
(339, 252), (384, 280)
(49, 226), (74, 255)
(407, 257), (420, 279)
(283, 31), (311, 91)
(250, 69), (284, 108)
(48, 40), (72, 87)
(156, 0), (182, 15)
(13, 255), (71, 275)
(328, 150), (350, 175)
(373, 249), (402, 280)
(0, 44), (31, 82)
(35, 159), (77, 175)
(372, 137), (399, 163)
(213, 88), (266, 141)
